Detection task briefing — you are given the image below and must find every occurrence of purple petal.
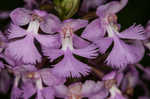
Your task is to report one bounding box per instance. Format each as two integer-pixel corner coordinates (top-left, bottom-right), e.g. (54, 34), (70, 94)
(81, 80), (104, 97)
(54, 84), (68, 98)
(11, 87), (22, 99)
(8, 24), (27, 39)
(35, 34), (57, 47)
(41, 87), (55, 99)
(96, 0), (128, 17)
(5, 36), (42, 64)
(51, 49), (91, 77)
(73, 34), (90, 49)
(80, 0), (106, 13)
(81, 80), (96, 96)
(89, 89), (109, 99)
(36, 90), (44, 99)
(40, 13), (61, 34)
(118, 24), (146, 40)
(94, 37), (113, 54)
(73, 44), (98, 59)
(106, 37), (145, 68)
(81, 19), (105, 41)
(109, 93), (127, 99)
(40, 69), (65, 86)
(22, 82), (36, 99)
(102, 71), (116, 80)
(10, 8), (31, 26)
(116, 72), (124, 87)
(63, 19), (88, 31)
(42, 48), (64, 62)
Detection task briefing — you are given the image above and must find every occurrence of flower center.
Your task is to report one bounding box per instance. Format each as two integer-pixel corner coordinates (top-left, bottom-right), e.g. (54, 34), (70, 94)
(105, 14), (120, 37)
(61, 25), (74, 51)
(26, 20), (40, 35)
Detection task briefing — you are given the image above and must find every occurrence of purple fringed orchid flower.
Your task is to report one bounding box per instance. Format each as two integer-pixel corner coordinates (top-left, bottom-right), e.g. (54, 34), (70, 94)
(6, 8), (60, 64)
(81, 0), (145, 68)
(43, 19), (98, 77)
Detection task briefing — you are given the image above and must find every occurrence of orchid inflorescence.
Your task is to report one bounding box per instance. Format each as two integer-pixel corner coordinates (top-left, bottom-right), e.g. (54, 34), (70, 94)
(0, 0), (150, 99)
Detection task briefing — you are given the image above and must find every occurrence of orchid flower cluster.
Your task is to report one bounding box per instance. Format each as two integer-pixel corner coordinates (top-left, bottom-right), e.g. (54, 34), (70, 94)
(0, 0), (150, 99)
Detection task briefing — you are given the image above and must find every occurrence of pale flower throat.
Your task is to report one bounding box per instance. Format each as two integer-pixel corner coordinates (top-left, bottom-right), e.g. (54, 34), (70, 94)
(61, 26), (74, 51)
(26, 20), (40, 35)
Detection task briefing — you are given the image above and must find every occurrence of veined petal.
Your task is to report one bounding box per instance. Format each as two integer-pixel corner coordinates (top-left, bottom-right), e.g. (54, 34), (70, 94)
(118, 24), (146, 40)
(81, 19), (105, 41)
(10, 8), (31, 26)
(73, 44), (98, 59)
(40, 69), (65, 86)
(35, 34), (57, 47)
(73, 34), (90, 49)
(40, 13), (61, 34)
(22, 82), (36, 99)
(42, 48), (64, 62)
(94, 37), (113, 54)
(11, 87), (22, 99)
(51, 49), (91, 77)
(96, 0), (128, 17)
(41, 87), (55, 99)
(80, 0), (106, 13)
(5, 36), (42, 64)
(8, 24), (27, 39)
(106, 37), (145, 68)
(63, 19), (88, 31)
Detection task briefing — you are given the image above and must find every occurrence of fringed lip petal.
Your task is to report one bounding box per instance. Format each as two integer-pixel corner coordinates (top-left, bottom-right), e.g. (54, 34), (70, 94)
(5, 36), (42, 64)
(105, 37), (145, 68)
(81, 19), (105, 41)
(73, 44), (98, 59)
(10, 8), (32, 26)
(118, 24), (146, 40)
(40, 14), (61, 34)
(51, 49), (91, 78)
(8, 24), (27, 39)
